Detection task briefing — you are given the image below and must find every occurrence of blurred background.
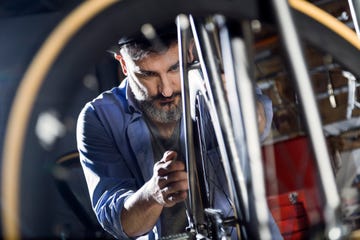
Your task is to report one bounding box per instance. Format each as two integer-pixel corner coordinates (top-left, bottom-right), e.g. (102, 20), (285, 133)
(1, 0), (360, 239)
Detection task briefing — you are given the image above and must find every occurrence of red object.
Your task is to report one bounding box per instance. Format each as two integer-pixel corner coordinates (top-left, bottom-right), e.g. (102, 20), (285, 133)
(262, 136), (326, 239)
(283, 230), (309, 240)
(267, 191), (310, 239)
(270, 203), (306, 222)
(262, 136), (319, 194)
(277, 216), (308, 234)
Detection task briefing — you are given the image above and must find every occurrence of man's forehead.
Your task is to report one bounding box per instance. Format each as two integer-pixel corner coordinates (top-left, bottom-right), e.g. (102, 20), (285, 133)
(135, 60), (179, 73)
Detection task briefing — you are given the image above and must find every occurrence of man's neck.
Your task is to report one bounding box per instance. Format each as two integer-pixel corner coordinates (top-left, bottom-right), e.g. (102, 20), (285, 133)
(147, 120), (179, 139)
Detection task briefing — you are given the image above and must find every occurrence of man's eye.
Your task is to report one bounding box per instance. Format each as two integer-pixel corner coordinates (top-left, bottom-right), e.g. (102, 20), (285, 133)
(169, 64), (179, 72)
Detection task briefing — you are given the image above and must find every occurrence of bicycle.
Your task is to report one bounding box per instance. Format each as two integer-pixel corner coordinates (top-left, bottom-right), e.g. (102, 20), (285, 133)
(1, 0), (360, 239)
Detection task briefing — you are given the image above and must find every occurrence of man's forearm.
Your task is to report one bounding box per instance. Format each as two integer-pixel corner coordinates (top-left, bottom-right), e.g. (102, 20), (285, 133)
(121, 181), (163, 237)
(121, 151), (188, 237)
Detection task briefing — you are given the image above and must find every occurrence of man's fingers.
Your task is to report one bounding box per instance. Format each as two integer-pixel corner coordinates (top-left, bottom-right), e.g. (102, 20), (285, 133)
(157, 171), (188, 188)
(161, 179), (188, 196)
(164, 171), (188, 185)
(162, 150), (177, 161)
(151, 151), (188, 206)
(156, 160), (185, 176)
(164, 191), (188, 207)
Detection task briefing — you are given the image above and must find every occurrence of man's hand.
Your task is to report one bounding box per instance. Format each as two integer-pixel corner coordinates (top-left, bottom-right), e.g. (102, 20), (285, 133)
(150, 151), (188, 207)
(121, 151), (188, 237)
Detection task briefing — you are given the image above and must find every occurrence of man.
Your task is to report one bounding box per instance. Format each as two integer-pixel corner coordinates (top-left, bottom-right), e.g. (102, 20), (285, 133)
(76, 28), (277, 239)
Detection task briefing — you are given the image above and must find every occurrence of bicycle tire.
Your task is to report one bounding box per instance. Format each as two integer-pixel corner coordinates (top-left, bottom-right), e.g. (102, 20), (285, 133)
(291, 0), (360, 78)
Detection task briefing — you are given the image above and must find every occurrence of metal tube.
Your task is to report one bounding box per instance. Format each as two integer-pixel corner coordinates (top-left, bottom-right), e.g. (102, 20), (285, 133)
(177, 14), (198, 229)
(348, 0), (360, 38)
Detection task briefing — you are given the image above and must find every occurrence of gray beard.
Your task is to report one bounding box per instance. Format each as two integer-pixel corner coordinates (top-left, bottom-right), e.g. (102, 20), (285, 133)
(128, 77), (182, 123)
(138, 98), (182, 124)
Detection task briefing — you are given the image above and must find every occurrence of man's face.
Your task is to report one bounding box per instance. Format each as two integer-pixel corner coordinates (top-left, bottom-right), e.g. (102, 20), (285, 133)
(126, 43), (182, 123)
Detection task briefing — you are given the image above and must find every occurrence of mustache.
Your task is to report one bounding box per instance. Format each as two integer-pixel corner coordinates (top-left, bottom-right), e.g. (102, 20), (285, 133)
(149, 92), (181, 101)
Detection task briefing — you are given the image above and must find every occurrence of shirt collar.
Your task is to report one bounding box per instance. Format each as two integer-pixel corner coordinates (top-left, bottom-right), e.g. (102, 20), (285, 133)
(122, 78), (142, 114)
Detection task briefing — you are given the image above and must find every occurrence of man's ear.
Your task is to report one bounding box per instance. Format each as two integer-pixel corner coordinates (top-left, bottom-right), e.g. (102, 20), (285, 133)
(114, 53), (128, 76)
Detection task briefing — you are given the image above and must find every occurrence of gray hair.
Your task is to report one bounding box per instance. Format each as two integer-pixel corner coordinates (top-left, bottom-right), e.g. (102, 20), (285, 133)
(119, 43), (152, 61)
(119, 33), (178, 61)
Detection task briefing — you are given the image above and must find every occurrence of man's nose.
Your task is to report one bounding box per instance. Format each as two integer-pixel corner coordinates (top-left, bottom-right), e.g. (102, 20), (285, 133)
(159, 76), (174, 97)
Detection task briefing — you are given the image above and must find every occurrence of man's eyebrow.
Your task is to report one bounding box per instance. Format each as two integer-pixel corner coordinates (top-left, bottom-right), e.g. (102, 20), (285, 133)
(136, 69), (155, 75)
(169, 61), (179, 71)
(135, 61), (179, 75)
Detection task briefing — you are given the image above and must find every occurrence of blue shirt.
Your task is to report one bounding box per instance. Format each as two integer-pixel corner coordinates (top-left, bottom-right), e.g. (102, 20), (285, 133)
(76, 79), (280, 239)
